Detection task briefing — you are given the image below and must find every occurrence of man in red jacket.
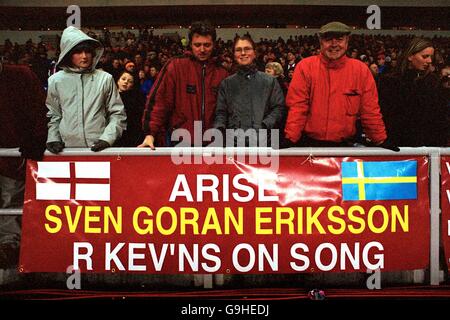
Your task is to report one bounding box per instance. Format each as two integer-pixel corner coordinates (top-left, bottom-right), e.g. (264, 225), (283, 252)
(0, 61), (47, 268)
(284, 21), (397, 150)
(139, 21), (228, 149)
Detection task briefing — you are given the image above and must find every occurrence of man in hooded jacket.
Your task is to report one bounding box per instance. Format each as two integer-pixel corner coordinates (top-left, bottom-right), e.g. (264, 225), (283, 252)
(46, 26), (126, 153)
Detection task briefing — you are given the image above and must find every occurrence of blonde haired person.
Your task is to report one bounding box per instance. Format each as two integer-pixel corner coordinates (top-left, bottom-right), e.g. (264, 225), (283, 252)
(378, 37), (449, 147)
(265, 61), (288, 96)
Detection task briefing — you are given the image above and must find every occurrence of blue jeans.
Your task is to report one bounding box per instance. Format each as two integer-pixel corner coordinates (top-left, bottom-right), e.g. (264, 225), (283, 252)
(0, 174), (24, 245)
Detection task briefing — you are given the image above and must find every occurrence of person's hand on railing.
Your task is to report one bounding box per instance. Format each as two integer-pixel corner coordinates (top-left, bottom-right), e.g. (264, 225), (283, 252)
(377, 138), (400, 152)
(46, 141), (65, 154)
(137, 135), (156, 150)
(90, 140), (110, 152)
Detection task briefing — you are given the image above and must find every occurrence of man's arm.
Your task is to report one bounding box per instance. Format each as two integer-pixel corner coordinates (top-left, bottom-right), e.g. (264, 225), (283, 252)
(284, 63), (311, 143)
(213, 80), (228, 130)
(46, 77), (63, 144)
(140, 59), (176, 148)
(359, 67), (387, 145)
(262, 78), (285, 130)
(23, 68), (48, 159)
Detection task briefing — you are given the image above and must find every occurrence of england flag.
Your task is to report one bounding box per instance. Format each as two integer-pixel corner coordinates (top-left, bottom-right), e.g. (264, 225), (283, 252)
(36, 162), (110, 201)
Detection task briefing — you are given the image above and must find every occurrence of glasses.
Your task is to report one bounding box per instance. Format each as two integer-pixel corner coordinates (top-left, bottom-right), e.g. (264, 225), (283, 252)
(235, 47), (254, 54)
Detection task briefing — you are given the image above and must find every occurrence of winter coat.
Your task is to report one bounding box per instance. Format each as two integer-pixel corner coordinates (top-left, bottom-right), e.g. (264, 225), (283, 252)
(214, 67), (285, 131)
(118, 89), (145, 147)
(0, 64), (47, 179)
(142, 55), (228, 146)
(378, 70), (450, 147)
(285, 54), (387, 144)
(46, 26), (126, 147)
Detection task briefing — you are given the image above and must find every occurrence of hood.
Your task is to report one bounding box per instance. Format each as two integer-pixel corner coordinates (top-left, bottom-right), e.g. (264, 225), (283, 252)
(57, 26), (103, 71)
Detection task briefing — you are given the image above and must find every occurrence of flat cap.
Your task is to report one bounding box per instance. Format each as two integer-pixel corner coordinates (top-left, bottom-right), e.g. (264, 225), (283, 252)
(318, 21), (351, 36)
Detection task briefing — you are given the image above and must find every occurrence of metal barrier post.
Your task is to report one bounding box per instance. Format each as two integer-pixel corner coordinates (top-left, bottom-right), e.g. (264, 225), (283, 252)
(429, 148), (442, 285)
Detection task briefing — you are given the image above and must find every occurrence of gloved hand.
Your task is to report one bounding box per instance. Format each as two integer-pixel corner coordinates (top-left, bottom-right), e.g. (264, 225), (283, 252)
(46, 141), (65, 154)
(378, 138), (400, 152)
(91, 139), (110, 152)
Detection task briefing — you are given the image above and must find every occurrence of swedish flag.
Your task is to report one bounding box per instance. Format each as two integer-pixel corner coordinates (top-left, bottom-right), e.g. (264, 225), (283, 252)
(341, 160), (417, 201)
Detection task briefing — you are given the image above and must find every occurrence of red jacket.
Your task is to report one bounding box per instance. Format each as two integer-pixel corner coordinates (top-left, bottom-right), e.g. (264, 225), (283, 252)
(0, 65), (47, 179)
(285, 54), (386, 144)
(143, 56), (228, 146)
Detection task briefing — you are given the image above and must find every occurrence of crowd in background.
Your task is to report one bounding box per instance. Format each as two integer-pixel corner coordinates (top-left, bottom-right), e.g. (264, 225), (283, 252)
(2, 29), (449, 92)
(0, 23), (449, 269)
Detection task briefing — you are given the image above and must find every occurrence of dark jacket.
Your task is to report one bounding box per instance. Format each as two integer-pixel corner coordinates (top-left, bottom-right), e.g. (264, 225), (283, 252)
(378, 70), (450, 147)
(118, 89), (145, 147)
(0, 65), (48, 179)
(214, 67), (285, 131)
(142, 55), (228, 146)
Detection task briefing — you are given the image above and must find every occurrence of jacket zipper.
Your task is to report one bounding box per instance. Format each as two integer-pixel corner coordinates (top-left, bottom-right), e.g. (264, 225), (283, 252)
(201, 63), (206, 131)
(326, 67), (330, 141)
(81, 74), (88, 146)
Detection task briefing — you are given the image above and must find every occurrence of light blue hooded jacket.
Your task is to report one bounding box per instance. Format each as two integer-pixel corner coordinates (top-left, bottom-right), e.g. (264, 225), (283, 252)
(46, 26), (126, 147)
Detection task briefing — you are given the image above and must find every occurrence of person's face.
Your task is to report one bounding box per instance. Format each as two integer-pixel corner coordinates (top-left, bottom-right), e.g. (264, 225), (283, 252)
(234, 39), (256, 66)
(369, 63), (378, 75)
(150, 67), (158, 78)
(265, 67), (276, 76)
(287, 52), (295, 62)
(408, 47), (434, 71)
(288, 69), (294, 79)
(125, 63), (136, 72)
(117, 73), (134, 92)
(320, 34), (349, 61)
(112, 59), (120, 68)
(71, 50), (93, 69)
(441, 67), (450, 89)
(138, 70), (145, 79)
(191, 34), (214, 62)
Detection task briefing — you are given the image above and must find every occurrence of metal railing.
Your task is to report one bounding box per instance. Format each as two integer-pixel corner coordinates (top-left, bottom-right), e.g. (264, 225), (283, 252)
(1, 146), (449, 287)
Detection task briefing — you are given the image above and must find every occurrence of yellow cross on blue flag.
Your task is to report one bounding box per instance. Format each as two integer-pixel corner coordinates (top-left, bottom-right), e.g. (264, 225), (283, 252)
(341, 160), (417, 201)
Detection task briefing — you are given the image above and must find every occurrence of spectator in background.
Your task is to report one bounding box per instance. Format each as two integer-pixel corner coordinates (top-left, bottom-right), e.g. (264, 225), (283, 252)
(265, 61), (288, 96)
(284, 21), (396, 150)
(214, 35), (285, 146)
(138, 69), (154, 97)
(376, 53), (387, 74)
(125, 61), (137, 74)
(369, 62), (379, 80)
(378, 37), (450, 147)
(0, 60), (48, 268)
(285, 51), (297, 74)
(46, 26), (126, 154)
(104, 57), (123, 81)
(441, 65), (450, 89)
(139, 21), (228, 149)
(149, 64), (160, 82)
(116, 71), (146, 146)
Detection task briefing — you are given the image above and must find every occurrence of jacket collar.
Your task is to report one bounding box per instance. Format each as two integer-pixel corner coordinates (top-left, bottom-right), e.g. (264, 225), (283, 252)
(237, 63), (258, 78)
(186, 51), (220, 67)
(320, 53), (348, 69)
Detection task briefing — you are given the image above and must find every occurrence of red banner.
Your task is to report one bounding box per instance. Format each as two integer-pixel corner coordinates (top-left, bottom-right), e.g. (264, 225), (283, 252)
(20, 154), (429, 274)
(442, 156), (450, 272)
